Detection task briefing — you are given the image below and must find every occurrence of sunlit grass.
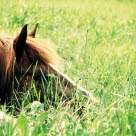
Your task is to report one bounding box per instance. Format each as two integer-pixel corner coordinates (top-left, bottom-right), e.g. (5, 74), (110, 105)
(0, 0), (136, 135)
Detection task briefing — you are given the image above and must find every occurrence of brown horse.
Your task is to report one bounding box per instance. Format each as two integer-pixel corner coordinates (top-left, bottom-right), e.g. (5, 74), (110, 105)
(0, 24), (99, 105)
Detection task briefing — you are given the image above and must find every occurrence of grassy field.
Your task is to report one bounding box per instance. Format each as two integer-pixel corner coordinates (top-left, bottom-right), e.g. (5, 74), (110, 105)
(0, 0), (136, 135)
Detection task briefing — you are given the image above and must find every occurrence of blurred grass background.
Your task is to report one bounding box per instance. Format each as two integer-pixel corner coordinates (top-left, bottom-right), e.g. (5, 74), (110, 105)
(0, 0), (136, 135)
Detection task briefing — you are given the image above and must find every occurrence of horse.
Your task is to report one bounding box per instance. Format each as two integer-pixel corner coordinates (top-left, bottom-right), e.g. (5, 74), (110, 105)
(0, 24), (99, 105)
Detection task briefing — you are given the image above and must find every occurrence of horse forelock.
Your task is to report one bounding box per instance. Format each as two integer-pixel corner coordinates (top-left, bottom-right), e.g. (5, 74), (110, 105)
(26, 38), (60, 67)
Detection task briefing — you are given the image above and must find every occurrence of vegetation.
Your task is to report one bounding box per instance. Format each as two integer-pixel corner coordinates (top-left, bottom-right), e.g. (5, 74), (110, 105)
(0, 0), (136, 135)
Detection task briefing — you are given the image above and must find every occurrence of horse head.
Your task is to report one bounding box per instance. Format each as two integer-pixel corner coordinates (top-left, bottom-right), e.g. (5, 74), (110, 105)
(0, 24), (99, 104)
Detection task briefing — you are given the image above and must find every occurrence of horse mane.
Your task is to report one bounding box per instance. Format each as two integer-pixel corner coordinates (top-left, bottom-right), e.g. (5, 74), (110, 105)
(26, 37), (60, 67)
(0, 37), (14, 97)
(5, 36), (61, 67)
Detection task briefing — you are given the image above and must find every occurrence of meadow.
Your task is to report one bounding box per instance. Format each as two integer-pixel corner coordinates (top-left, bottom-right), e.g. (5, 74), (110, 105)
(0, 0), (136, 135)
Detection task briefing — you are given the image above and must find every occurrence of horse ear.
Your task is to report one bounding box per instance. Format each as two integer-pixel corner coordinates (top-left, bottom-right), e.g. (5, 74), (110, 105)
(28, 23), (39, 38)
(13, 24), (28, 62)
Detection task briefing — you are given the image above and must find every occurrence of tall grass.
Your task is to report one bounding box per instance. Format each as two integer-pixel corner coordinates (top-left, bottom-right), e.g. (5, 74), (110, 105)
(0, 0), (136, 135)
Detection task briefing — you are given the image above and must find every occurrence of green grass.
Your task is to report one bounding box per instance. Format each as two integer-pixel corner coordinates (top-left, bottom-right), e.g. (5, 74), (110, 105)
(0, 0), (136, 135)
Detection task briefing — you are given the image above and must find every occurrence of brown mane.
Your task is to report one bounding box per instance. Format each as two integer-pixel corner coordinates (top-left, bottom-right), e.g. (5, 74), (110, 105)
(26, 38), (60, 67)
(5, 36), (60, 67)
(0, 37), (14, 85)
